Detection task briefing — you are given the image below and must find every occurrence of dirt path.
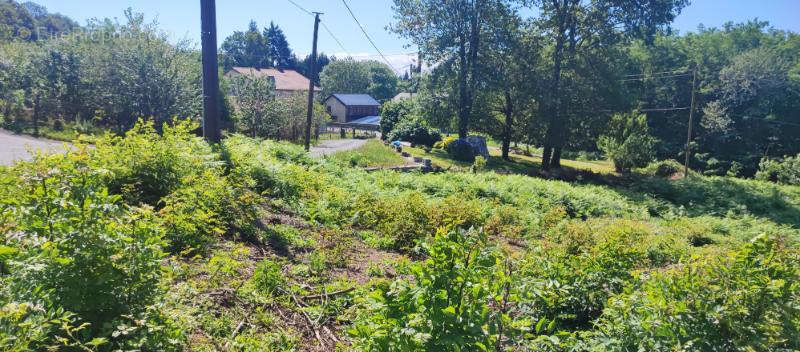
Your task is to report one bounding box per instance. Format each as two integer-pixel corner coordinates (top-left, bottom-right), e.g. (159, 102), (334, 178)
(309, 139), (368, 157)
(0, 130), (67, 166)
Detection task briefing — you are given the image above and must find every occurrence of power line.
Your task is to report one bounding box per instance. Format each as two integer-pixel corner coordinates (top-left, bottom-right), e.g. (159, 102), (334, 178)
(340, 0), (399, 72)
(286, 0), (312, 15)
(623, 69), (690, 78)
(320, 21), (350, 57)
(619, 73), (693, 82)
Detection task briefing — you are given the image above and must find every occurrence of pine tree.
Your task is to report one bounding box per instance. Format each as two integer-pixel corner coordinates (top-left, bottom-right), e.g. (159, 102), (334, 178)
(265, 22), (293, 68)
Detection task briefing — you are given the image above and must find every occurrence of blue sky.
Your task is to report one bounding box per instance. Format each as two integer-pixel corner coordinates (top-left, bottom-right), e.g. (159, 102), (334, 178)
(32, 0), (800, 73)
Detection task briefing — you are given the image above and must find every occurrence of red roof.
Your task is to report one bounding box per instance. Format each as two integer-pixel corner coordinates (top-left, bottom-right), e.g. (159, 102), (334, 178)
(228, 67), (320, 92)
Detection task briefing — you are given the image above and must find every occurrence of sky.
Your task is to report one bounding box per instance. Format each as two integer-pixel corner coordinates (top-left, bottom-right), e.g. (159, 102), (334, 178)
(31, 0), (800, 74)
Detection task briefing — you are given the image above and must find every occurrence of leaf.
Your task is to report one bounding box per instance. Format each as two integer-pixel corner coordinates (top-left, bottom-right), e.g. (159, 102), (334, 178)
(535, 318), (546, 334)
(88, 337), (108, 346)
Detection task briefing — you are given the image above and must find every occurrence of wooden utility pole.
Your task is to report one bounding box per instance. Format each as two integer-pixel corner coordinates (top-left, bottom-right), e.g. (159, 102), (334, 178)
(684, 67), (698, 178)
(304, 12), (322, 152)
(200, 0), (221, 143)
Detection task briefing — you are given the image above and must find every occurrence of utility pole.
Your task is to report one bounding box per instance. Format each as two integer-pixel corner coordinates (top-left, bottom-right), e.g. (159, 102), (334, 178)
(304, 12), (322, 152)
(200, 0), (221, 143)
(684, 67), (698, 178)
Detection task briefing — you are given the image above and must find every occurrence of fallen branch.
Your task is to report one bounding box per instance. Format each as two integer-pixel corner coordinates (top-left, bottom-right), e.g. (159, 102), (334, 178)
(301, 287), (354, 300)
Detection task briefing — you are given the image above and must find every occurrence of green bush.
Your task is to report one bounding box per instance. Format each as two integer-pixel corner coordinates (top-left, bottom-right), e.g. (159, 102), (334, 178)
(386, 118), (442, 147)
(1, 151), (167, 345)
(350, 229), (523, 351)
(598, 111), (657, 172)
(379, 99), (418, 139)
(445, 139), (475, 162)
(590, 234), (800, 351)
(251, 259), (285, 297)
(433, 136), (457, 149)
(642, 159), (684, 178)
(91, 120), (218, 207)
(755, 154), (800, 185)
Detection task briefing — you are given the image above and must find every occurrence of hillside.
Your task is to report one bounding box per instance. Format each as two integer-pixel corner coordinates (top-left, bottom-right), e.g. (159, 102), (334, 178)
(1, 122), (799, 351)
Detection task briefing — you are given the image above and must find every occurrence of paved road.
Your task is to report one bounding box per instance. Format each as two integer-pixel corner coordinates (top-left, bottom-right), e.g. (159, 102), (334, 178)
(0, 130), (66, 166)
(309, 139), (368, 157)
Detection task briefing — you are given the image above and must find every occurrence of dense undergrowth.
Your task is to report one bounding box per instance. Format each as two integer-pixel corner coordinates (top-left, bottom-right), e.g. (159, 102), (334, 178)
(1, 121), (798, 351)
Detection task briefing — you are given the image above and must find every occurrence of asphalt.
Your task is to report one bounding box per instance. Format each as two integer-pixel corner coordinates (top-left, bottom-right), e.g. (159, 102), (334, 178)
(309, 139), (368, 157)
(0, 130), (366, 165)
(0, 129), (67, 166)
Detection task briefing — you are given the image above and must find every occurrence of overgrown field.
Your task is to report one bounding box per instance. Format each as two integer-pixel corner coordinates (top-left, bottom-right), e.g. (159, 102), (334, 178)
(1, 122), (798, 351)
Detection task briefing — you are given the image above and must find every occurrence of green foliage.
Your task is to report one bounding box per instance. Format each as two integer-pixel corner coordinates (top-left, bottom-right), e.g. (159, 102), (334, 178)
(251, 259), (285, 297)
(433, 136), (457, 150)
(471, 155), (487, 173)
(91, 120), (216, 207)
(320, 59), (398, 101)
(756, 154), (800, 185)
(590, 234), (800, 351)
(328, 140), (405, 168)
(446, 139), (475, 162)
(641, 159), (685, 178)
(598, 111), (657, 172)
(0, 148), (167, 345)
(351, 229), (524, 351)
(386, 118), (442, 147)
(379, 98), (418, 138)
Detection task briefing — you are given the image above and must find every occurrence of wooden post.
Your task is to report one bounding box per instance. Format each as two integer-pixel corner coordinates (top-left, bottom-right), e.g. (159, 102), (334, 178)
(684, 67), (697, 178)
(200, 0), (221, 143)
(304, 13), (322, 151)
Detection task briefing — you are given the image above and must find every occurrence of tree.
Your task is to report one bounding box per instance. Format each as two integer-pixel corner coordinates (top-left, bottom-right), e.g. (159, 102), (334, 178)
(597, 110), (657, 172)
(298, 52), (332, 85)
(319, 59), (370, 97)
(220, 21), (270, 70)
(392, 0), (511, 138)
(264, 22), (294, 68)
(364, 61), (399, 102)
(532, 0), (689, 170)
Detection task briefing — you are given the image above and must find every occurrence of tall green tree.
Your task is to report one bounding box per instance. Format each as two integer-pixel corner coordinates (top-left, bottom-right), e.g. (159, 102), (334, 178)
(220, 21), (270, 70)
(392, 0), (512, 138)
(532, 0), (689, 169)
(319, 59), (370, 97)
(264, 22), (295, 68)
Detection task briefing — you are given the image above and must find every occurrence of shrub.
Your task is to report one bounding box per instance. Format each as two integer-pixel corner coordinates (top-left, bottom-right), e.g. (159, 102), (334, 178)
(642, 159), (684, 178)
(590, 234), (800, 351)
(433, 136), (457, 150)
(350, 229), (523, 351)
(1, 151), (166, 342)
(446, 139), (475, 162)
(386, 118), (442, 147)
(598, 111), (657, 172)
(755, 154), (800, 185)
(91, 119), (218, 207)
(251, 259), (285, 297)
(471, 156), (487, 173)
(379, 99), (418, 138)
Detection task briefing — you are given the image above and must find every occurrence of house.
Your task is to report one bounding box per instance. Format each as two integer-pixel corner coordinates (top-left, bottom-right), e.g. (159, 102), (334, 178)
(323, 94), (380, 123)
(225, 67), (320, 98)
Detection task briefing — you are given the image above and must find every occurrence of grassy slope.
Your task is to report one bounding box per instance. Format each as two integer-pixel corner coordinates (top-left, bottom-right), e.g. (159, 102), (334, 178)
(3, 129), (798, 351)
(325, 140), (406, 167)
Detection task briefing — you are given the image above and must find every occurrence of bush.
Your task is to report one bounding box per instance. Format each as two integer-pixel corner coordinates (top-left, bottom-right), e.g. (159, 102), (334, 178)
(350, 229), (523, 351)
(471, 155), (487, 173)
(598, 111), (657, 172)
(379, 99), (418, 138)
(1, 151), (166, 343)
(251, 259), (285, 297)
(755, 154), (800, 185)
(386, 118), (442, 147)
(91, 119), (218, 207)
(590, 234), (800, 351)
(642, 159), (684, 178)
(433, 136), (457, 150)
(446, 139), (475, 162)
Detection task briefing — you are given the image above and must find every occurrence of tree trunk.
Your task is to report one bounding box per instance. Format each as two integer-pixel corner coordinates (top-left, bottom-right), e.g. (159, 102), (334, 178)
(33, 94), (40, 137)
(457, 32), (470, 139)
(542, 0), (568, 170)
(502, 89), (513, 161)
